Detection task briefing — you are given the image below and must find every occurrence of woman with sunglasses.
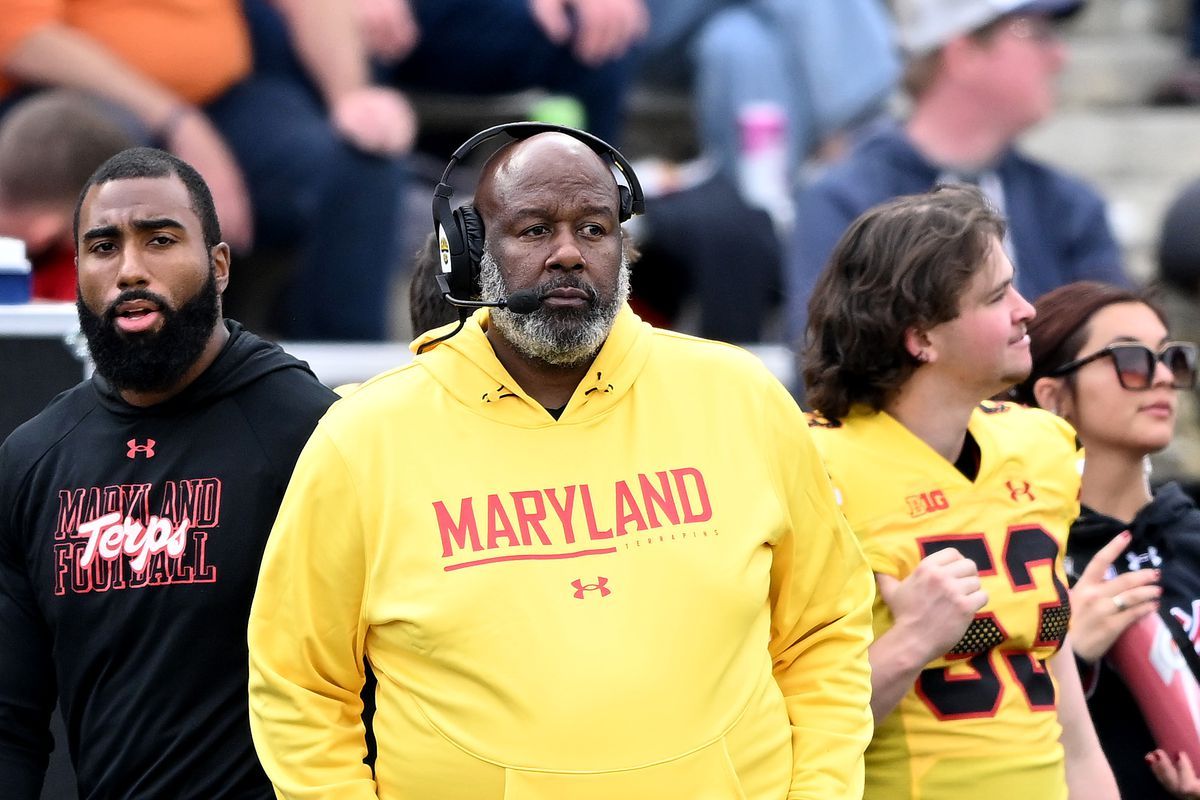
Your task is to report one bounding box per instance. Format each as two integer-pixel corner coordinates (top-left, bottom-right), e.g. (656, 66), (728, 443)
(1013, 280), (1200, 799)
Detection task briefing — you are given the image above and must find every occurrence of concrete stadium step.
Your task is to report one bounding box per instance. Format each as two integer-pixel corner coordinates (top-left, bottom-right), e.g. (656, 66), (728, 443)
(1071, 0), (1179, 36)
(1056, 0), (1186, 108)
(1059, 34), (1183, 108)
(1024, 109), (1200, 180)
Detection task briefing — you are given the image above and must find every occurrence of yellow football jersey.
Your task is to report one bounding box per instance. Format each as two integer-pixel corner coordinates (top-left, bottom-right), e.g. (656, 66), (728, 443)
(809, 402), (1080, 800)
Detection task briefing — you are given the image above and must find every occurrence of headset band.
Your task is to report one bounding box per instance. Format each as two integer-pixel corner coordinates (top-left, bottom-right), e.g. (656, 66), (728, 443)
(435, 121), (644, 218)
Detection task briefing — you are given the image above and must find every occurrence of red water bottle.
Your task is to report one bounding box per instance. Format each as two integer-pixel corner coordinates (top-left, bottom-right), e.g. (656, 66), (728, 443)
(1108, 612), (1200, 762)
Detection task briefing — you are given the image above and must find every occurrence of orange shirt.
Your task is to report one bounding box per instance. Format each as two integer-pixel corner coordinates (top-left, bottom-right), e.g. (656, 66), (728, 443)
(0, 0), (251, 105)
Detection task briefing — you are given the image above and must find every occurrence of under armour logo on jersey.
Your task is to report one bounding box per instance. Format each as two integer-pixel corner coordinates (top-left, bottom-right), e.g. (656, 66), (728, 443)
(1127, 546), (1163, 571)
(572, 577), (611, 599)
(1006, 480), (1035, 502)
(126, 439), (156, 459)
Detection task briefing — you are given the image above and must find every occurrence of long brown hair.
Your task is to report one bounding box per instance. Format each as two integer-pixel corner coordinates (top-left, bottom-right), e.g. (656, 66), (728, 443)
(804, 185), (1005, 420)
(1009, 281), (1165, 406)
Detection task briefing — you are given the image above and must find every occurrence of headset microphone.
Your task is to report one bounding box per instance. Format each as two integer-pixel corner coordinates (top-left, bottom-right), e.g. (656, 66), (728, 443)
(416, 283), (542, 354)
(433, 274), (542, 315)
(502, 290), (542, 315)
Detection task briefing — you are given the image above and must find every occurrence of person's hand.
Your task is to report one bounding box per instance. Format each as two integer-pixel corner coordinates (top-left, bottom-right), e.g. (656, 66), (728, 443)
(877, 548), (988, 663)
(352, 0), (420, 63)
(1068, 530), (1161, 663)
(1149, 750), (1200, 799)
(330, 86), (416, 156)
(164, 109), (254, 252)
(529, 0), (649, 65)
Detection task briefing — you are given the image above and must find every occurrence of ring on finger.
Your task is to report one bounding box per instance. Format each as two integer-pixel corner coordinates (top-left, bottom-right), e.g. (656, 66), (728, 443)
(1113, 594), (1127, 612)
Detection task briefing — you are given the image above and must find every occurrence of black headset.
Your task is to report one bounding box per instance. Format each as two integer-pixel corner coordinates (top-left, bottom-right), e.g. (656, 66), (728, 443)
(430, 121), (645, 307)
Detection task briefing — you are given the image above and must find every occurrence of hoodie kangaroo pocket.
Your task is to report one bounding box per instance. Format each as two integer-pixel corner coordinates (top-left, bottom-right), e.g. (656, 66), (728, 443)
(501, 736), (749, 800)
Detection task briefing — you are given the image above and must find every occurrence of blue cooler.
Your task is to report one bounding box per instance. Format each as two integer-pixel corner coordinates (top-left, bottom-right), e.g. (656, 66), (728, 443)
(0, 237), (31, 304)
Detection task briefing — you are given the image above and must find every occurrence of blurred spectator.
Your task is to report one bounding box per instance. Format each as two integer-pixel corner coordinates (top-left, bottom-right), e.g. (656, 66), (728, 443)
(639, 0), (897, 207)
(1149, 177), (1200, 492)
(630, 170), (783, 342)
(629, 0), (898, 343)
(243, 0), (642, 338)
(1152, 0), (1200, 105)
(0, 90), (134, 301)
(786, 0), (1130, 350)
(1160, 178), (1200, 302)
(377, 0), (645, 144)
(0, 0), (410, 340)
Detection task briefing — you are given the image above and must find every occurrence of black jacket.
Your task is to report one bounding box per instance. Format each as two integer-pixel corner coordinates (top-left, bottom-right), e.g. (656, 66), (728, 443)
(0, 321), (337, 799)
(1069, 482), (1200, 800)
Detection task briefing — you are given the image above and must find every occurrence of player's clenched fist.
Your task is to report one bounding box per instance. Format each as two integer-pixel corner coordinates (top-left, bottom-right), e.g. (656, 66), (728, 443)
(877, 547), (989, 663)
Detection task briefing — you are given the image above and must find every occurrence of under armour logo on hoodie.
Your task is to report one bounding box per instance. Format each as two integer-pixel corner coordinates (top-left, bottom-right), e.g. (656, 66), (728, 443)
(1127, 546), (1163, 571)
(572, 577), (611, 599)
(127, 439), (156, 459)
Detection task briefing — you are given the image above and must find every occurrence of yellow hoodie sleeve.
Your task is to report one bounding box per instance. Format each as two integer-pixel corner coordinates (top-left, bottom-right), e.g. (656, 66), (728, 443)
(248, 426), (376, 798)
(768, 396), (875, 799)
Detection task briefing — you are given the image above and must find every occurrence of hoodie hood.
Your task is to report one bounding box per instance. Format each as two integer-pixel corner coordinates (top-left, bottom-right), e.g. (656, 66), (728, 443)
(410, 304), (653, 427)
(1069, 482), (1200, 578)
(91, 319), (319, 417)
(1073, 482), (1198, 546)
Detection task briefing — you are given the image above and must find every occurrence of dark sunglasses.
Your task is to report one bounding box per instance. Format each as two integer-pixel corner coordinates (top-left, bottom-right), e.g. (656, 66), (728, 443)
(1049, 341), (1199, 391)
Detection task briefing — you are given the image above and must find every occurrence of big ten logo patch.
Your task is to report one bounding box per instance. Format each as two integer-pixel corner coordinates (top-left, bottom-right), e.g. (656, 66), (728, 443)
(52, 479), (221, 595)
(906, 489), (949, 518)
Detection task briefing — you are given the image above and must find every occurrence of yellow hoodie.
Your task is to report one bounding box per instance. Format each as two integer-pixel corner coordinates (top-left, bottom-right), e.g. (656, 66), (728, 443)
(248, 307), (874, 799)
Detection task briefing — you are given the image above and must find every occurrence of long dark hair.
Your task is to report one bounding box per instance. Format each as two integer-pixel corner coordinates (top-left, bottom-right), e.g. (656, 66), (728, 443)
(804, 184), (1006, 419)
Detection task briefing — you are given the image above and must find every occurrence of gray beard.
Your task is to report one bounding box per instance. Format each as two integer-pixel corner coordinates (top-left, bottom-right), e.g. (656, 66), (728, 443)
(478, 245), (630, 368)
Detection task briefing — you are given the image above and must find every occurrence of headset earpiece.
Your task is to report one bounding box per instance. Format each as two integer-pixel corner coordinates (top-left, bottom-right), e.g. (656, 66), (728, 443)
(456, 204), (485, 291)
(432, 185), (464, 289)
(618, 185), (633, 222)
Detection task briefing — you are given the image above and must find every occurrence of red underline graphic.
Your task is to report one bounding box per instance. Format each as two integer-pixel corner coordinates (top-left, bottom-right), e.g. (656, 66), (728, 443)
(444, 546), (618, 572)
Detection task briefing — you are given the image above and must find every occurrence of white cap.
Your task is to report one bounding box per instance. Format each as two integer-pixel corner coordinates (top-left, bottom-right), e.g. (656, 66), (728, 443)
(0, 236), (30, 274)
(895, 0), (1084, 57)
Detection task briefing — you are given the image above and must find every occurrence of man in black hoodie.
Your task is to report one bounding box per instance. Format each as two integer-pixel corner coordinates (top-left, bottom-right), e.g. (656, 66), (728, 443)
(0, 147), (338, 799)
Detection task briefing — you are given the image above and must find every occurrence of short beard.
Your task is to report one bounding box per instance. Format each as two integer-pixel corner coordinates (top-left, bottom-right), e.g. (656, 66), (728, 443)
(77, 267), (221, 393)
(479, 246), (630, 368)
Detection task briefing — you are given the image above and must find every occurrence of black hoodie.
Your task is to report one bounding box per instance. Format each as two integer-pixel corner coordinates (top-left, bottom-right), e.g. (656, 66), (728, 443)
(1068, 482), (1200, 800)
(0, 321), (337, 799)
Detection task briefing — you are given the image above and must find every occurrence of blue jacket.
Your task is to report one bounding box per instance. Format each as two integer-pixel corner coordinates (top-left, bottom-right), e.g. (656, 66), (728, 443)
(787, 124), (1129, 343)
